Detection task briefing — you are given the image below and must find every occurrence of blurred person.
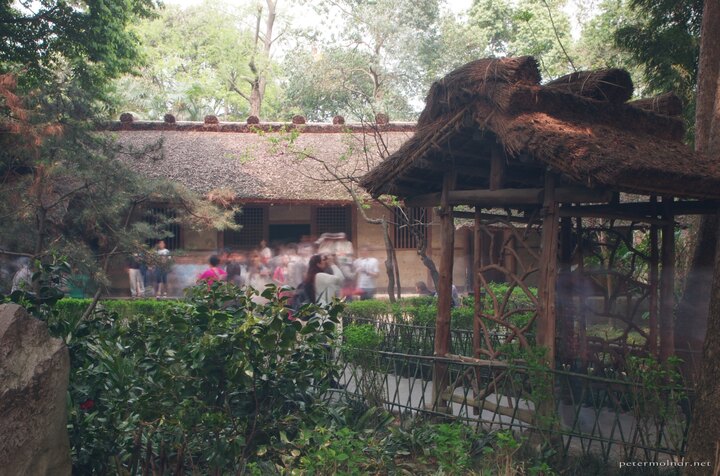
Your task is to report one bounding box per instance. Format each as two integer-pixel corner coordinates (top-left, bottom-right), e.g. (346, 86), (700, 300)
(303, 253), (346, 306)
(415, 281), (433, 296)
(247, 252), (271, 289)
(353, 246), (379, 300)
(272, 254), (290, 286)
(11, 257), (33, 293)
(197, 255), (227, 286)
(258, 239), (272, 265)
(225, 251), (247, 286)
(155, 240), (171, 298)
(127, 252), (145, 298)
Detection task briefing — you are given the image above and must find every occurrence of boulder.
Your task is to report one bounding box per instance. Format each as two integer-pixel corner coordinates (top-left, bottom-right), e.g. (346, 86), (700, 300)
(0, 304), (71, 476)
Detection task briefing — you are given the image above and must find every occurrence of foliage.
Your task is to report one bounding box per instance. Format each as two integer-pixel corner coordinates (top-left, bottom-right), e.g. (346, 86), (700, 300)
(42, 284), (342, 473)
(343, 299), (391, 320)
(114, 1), (286, 121)
(283, 0), (442, 121)
(625, 355), (688, 454)
(343, 324), (384, 359)
(467, 0), (574, 79)
(0, 0), (158, 96)
(614, 0), (703, 137)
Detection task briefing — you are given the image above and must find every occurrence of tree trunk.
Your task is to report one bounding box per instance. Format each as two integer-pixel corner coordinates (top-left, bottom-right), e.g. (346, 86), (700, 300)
(684, 0), (720, 472)
(248, 0), (276, 118)
(381, 219), (397, 302)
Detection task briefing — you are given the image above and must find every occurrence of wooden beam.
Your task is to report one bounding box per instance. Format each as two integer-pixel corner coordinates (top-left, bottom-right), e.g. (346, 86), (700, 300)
(660, 196), (675, 361)
(560, 200), (720, 218)
(536, 172), (560, 367)
(453, 210), (532, 223)
(406, 187), (612, 208)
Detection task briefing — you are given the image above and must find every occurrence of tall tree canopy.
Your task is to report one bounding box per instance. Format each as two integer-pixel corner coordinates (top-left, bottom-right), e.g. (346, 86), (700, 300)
(0, 0), (159, 95)
(0, 0), (235, 291)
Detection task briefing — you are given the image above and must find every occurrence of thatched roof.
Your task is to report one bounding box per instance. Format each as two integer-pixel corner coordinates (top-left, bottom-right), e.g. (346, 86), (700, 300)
(361, 57), (720, 201)
(109, 122), (413, 203)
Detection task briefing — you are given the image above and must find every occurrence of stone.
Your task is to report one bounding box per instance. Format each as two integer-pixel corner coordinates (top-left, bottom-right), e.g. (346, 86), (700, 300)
(0, 304), (71, 476)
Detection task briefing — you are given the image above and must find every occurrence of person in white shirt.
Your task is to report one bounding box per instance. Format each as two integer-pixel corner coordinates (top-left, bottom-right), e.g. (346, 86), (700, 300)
(304, 254), (345, 306)
(353, 246), (380, 300)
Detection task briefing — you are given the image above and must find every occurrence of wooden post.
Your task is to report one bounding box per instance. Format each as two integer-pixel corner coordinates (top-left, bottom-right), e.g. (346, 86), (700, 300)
(575, 217), (588, 366)
(472, 209), (483, 415)
(473, 209), (482, 359)
(536, 172), (560, 367)
(648, 197), (659, 357)
(489, 144), (506, 190)
(660, 196), (675, 361)
(432, 170), (456, 410)
(557, 216), (574, 364)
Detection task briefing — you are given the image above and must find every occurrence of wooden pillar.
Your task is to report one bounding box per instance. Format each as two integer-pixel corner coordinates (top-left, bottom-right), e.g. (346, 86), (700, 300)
(473, 209), (483, 359)
(557, 216), (574, 364)
(660, 196), (675, 361)
(575, 217), (588, 366)
(648, 197), (659, 357)
(432, 170), (456, 409)
(536, 172), (560, 367)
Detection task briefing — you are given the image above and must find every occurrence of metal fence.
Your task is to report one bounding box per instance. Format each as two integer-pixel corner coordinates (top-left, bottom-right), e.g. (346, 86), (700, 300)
(337, 317), (692, 463)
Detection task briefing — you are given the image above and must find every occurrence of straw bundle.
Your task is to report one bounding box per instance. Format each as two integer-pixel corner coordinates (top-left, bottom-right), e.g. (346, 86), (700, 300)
(628, 92), (683, 117)
(545, 69), (633, 103)
(418, 56), (540, 126)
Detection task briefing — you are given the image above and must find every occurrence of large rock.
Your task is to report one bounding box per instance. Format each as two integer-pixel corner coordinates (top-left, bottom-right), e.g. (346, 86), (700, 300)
(0, 304), (71, 476)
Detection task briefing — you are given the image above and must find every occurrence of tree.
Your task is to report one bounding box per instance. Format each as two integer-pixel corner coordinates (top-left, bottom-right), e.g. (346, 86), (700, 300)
(0, 0), (236, 303)
(0, 0), (159, 97)
(466, 0), (575, 79)
(0, 73), (236, 297)
(115, 0), (290, 120)
(683, 0), (720, 471)
(282, 0), (442, 121)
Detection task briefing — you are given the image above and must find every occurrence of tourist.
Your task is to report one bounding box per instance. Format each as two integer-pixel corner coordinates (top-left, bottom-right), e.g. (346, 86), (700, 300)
(353, 246), (379, 300)
(225, 251), (247, 286)
(197, 255), (227, 286)
(127, 252), (145, 298)
(415, 281), (433, 296)
(258, 239), (272, 265)
(11, 257), (33, 294)
(246, 251), (271, 291)
(303, 253), (346, 305)
(272, 253), (290, 286)
(154, 240), (171, 298)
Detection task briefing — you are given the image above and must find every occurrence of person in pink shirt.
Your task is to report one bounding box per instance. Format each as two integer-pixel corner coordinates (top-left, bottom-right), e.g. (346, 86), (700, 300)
(197, 255), (227, 286)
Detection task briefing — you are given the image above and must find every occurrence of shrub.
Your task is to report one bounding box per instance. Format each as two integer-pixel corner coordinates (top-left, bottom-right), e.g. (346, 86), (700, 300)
(50, 283), (343, 474)
(344, 323), (384, 356)
(344, 299), (390, 320)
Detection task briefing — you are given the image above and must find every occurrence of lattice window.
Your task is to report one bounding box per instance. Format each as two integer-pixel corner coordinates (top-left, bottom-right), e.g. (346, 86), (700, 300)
(315, 206), (351, 238)
(394, 207), (428, 249)
(145, 206), (181, 250)
(224, 207), (265, 249)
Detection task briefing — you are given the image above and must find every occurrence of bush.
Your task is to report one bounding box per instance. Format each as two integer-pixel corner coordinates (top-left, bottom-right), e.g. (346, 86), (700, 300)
(344, 299), (390, 320)
(49, 283), (343, 474)
(343, 323), (384, 361)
